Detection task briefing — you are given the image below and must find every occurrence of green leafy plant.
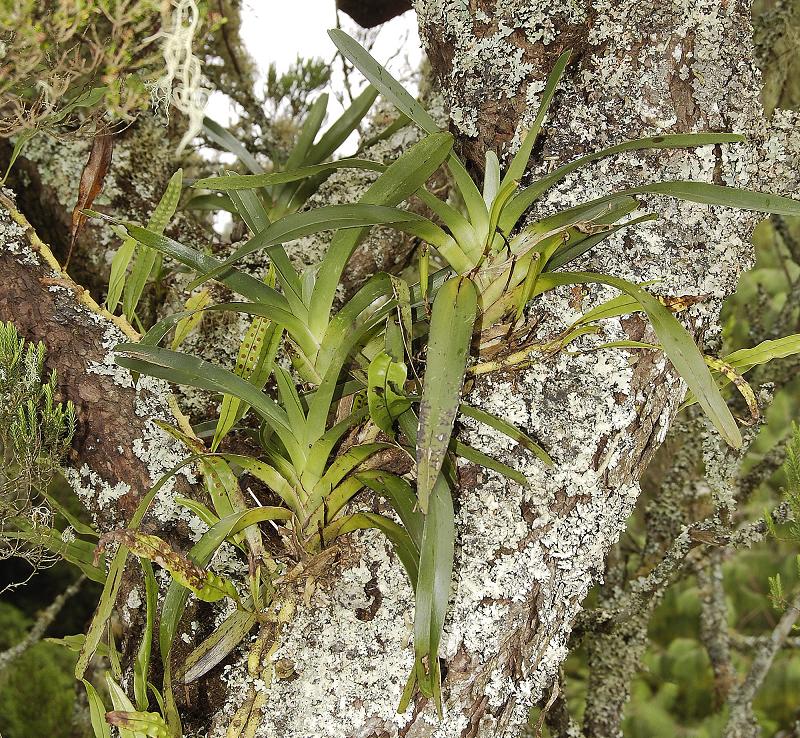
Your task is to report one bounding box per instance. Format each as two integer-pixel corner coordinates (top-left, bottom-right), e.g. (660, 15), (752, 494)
(0, 322), (103, 586)
(80, 30), (800, 721)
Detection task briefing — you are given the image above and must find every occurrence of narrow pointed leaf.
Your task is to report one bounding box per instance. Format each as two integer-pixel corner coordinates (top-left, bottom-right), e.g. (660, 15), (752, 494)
(308, 85), (379, 164)
(483, 150), (501, 207)
(459, 402), (552, 466)
(500, 133), (747, 231)
(193, 159), (385, 191)
(133, 559), (157, 710)
(356, 470), (423, 548)
(121, 224), (281, 305)
(502, 48), (571, 187)
(627, 180), (800, 215)
(192, 203), (430, 289)
(330, 512), (420, 587)
(308, 131), (455, 337)
(414, 474), (455, 710)
(80, 679), (112, 738)
(203, 117), (264, 174)
(114, 344), (297, 449)
(417, 277), (478, 511)
(451, 439), (527, 484)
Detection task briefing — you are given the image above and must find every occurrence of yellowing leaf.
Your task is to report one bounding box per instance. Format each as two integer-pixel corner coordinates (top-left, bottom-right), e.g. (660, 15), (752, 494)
(171, 289), (211, 349)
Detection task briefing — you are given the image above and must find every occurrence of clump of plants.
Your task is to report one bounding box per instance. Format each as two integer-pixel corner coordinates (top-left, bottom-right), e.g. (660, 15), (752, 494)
(61, 31), (800, 734)
(0, 322), (94, 588)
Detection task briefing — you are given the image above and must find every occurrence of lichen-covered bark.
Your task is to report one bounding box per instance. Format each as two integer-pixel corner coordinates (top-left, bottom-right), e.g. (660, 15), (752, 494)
(196, 2), (800, 737)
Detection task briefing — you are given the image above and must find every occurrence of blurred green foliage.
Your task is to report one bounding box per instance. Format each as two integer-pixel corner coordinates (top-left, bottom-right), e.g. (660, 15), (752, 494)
(0, 601), (86, 738)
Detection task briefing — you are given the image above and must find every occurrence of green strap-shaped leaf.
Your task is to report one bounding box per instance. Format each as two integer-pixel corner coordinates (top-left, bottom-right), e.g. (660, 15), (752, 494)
(133, 559), (157, 711)
(547, 214), (658, 271)
(225, 173), (272, 231)
(356, 470), (423, 548)
(536, 271), (742, 448)
(123, 169), (183, 322)
(328, 29), (487, 240)
(317, 442), (392, 491)
(175, 495), (220, 530)
(417, 276), (478, 511)
(114, 344), (301, 460)
(413, 473), (455, 713)
(626, 180), (800, 216)
(284, 93), (328, 172)
(682, 334), (800, 408)
(183, 193), (236, 213)
(221, 453), (302, 514)
(451, 439), (527, 485)
(80, 679), (112, 738)
(483, 150), (501, 208)
(328, 512), (420, 588)
(203, 117), (264, 174)
(308, 131), (455, 338)
(106, 236), (137, 313)
(417, 188), (481, 260)
(459, 402), (553, 466)
(191, 203), (432, 290)
(500, 133), (747, 231)
(274, 366), (309, 447)
(193, 158), (385, 191)
(329, 30), (439, 133)
(121, 223), (281, 305)
(724, 334), (800, 371)
(308, 85), (378, 164)
(501, 48), (572, 188)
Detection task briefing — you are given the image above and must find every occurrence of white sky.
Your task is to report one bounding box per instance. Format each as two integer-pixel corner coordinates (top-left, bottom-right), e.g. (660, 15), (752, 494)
(206, 1), (422, 131)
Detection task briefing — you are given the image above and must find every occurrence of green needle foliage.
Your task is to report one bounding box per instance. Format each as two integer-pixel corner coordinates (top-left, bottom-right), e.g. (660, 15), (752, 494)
(72, 30), (800, 727)
(0, 322), (103, 585)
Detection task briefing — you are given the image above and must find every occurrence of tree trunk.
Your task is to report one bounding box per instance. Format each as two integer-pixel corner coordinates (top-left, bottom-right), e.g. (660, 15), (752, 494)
(3, 2), (800, 737)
